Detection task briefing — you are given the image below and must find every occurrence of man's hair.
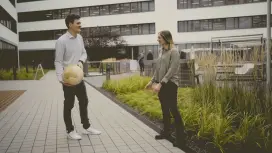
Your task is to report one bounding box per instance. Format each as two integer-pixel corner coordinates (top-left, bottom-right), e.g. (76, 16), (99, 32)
(65, 14), (81, 29)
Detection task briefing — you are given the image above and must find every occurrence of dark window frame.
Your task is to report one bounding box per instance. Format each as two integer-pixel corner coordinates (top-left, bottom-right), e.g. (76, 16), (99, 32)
(178, 14), (270, 33)
(18, 1), (155, 22)
(177, 0), (266, 9)
(0, 5), (17, 33)
(19, 23), (156, 42)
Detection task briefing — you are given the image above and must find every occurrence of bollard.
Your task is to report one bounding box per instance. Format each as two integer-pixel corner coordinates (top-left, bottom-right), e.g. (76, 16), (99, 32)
(26, 64), (28, 73)
(13, 66), (17, 80)
(83, 62), (88, 77)
(106, 63), (110, 80)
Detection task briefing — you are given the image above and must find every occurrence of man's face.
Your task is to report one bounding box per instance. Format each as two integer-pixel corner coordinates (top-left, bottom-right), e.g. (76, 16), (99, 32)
(69, 19), (81, 33)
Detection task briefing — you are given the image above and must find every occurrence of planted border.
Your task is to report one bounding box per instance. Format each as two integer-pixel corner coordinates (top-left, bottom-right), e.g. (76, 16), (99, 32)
(97, 75), (272, 153)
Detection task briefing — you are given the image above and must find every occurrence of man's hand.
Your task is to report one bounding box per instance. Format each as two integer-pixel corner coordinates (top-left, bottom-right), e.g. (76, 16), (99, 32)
(77, 61), (83, 69)
(60, 81), (73, 87)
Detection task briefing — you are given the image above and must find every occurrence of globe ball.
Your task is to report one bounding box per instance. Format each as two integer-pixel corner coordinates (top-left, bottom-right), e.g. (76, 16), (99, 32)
(62, 64), (84, 86)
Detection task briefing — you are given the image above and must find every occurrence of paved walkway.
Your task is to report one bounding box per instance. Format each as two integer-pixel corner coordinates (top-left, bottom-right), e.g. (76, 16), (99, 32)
(0, 71), (184, 153)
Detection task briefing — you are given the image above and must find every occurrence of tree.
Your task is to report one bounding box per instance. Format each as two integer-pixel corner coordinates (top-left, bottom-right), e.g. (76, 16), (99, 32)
(83, 27), (127, 61)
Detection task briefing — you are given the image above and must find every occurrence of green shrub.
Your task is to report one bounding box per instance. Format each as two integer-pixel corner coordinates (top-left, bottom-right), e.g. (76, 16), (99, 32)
(102, 75), (150, 94)
(102, 76), (272, 153)
(0, 66), (49, 80)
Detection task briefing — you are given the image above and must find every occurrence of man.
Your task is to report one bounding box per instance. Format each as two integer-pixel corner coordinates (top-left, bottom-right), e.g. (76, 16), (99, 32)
(54, 14), (101, 140)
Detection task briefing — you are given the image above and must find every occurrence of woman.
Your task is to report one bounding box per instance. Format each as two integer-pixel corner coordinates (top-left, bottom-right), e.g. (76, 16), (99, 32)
(145, 30), (186, 149)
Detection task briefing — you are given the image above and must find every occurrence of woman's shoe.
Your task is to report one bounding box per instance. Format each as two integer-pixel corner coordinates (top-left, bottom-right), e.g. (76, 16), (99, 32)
(155, 130), (171, 140)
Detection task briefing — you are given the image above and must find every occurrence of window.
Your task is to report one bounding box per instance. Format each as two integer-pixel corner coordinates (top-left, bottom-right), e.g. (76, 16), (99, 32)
(212, 18), (225, 30)
(142, 24), (149, 34)
(150, 23), (155, 34)
(191, 0), (200, 8)
(54, 30), (64, 39)
(121, 25), (131, 35)
(111, 26), (120, 36)
(178, 15), (268, 33)
(178, 21), (187, 32)
(90, 27), (100, 37)
(53, 10), (62, 19)
(0, 6), (17, 33)
(131, 2), (141, 12)
(80, 7), (89, 17)
(17, 0), (45, 2)
(18, 1), (155, 22)
(149, 1), (155, 11)
(226, 0), (239, 4)
(71, 8), (80, 15)
(188, 20), (200, 32)
(226, 18), (239, 29)
(200, 20), (212, 31)
(252, 15), (266, 28)
(110, 4), (120, 15)
(100, 6), (110, 15)
(120, 3), (131, 13)
(177, 0), (265, 9)
(142, 2), (149, 12)
(100, 26), (110, 36)
(239, 16), (252, 29)
(81, 28), (90, 38)
(61, 9), (70, 18)
(19, 23), (155, 41)
(213, 0), (225, 6)
(177, 0), (187, 9)
(201, 0), (212, 7)
(132, 25), (139, 35)
(90, 6), (100, 16)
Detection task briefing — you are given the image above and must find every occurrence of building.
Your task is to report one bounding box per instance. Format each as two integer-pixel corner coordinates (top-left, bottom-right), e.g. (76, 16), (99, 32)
(0, 0), (17, 69)
(0, 0), (271, 69)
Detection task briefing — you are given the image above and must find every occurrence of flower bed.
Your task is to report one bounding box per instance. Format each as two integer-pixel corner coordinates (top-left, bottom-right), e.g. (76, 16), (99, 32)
(102, 75), (272, 153)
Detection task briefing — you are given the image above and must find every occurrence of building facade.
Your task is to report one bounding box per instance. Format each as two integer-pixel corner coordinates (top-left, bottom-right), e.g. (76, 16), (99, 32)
(0, 0), (18, 69)
(1, 0), (271, 68)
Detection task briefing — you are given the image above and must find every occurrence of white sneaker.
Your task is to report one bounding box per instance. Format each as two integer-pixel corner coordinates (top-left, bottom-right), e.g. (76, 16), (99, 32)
(67, 131), (82, 140)
(82, 126), (102, 135)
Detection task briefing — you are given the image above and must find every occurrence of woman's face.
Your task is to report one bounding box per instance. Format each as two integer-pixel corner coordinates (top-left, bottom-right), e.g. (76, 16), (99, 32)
(157, 33), (166, 45)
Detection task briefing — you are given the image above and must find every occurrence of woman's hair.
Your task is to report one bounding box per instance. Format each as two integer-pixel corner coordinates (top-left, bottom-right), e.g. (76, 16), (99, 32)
(159, 30), (174, 50)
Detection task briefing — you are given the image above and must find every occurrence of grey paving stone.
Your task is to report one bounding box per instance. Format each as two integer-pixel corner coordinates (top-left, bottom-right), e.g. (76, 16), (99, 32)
(0, 71), (183, 153)
(69, 147), (82, 153)
(57, 147), (69, 153)
(81, 146), (94, 153)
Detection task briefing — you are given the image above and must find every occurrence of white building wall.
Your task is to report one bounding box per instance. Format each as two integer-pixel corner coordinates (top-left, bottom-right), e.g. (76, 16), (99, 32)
(0, 0), (18, 46)
(0, 24), (18, 46)
(0, 0), (17, 21)
(17, 0), (271, 51)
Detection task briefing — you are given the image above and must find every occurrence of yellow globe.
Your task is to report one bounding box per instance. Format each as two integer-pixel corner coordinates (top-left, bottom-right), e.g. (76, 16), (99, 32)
(62, 64), (84, 86)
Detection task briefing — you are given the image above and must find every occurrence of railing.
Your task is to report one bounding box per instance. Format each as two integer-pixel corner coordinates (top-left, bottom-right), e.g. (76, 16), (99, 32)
(83, 60), (131, 76)
(143, 59), (196, 87)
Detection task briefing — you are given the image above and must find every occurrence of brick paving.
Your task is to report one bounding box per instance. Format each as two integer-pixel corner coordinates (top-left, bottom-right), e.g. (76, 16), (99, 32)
(0, 71), (184, 153)
(0, 90), (26, 112)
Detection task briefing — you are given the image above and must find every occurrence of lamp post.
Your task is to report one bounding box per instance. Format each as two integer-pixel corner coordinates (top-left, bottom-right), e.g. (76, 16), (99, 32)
(266, 0), (271, 96)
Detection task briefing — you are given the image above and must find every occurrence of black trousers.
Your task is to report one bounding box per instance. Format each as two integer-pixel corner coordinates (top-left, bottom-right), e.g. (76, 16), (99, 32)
(139, 63), (144, 72)
(62, 81), (90, 133)
(158, 81), (186, 142)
